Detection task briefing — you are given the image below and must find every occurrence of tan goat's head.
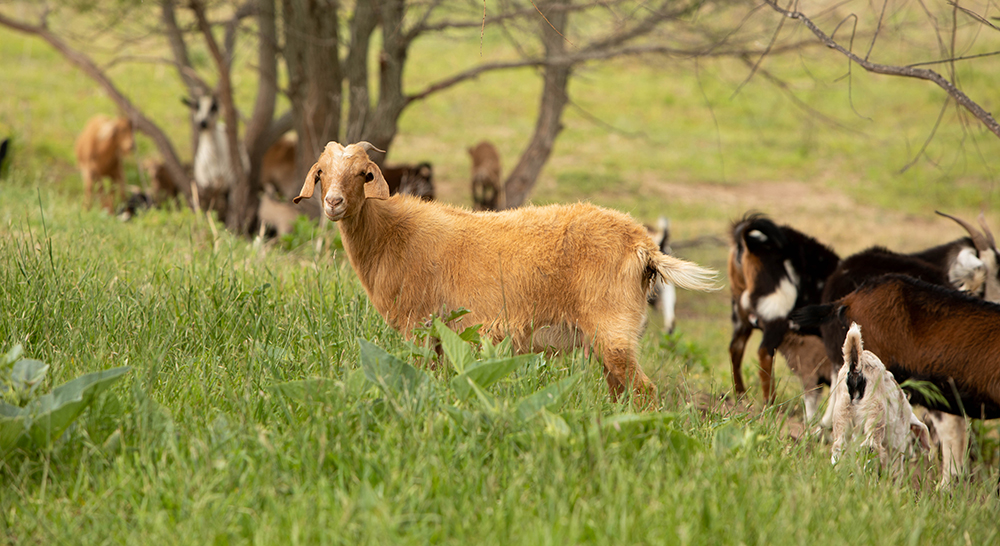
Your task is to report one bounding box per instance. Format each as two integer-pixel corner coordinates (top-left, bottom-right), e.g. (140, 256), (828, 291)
(293, 142), (389, 221)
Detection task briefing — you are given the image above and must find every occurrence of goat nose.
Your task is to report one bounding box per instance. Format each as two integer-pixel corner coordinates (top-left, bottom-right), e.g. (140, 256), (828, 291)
(326, 196), (343, 208)
(199, 120), (208, 130)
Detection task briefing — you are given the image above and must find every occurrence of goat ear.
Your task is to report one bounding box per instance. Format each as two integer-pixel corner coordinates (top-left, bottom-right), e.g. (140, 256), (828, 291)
(910, 417), (931, 452)
(294, 163), (320, 204)
(364, 164), (390, 200)
(181, 97), (196, 109)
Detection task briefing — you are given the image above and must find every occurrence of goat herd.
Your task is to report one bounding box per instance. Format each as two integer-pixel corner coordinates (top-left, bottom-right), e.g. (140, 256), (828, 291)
(72, 107), (998, 487)
(72, 103), (504, 230)
(730, 211), (1000, 486)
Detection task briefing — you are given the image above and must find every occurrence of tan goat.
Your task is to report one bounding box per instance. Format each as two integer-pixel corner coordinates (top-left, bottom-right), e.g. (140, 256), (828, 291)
(75, 115), (134, 212)
(294, 141), (718, 403)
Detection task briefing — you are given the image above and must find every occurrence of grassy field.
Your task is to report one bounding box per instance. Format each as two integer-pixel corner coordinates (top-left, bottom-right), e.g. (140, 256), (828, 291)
(3, 1), (1000, 544)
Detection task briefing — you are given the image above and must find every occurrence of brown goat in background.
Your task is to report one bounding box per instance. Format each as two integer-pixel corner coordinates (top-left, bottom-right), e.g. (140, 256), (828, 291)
(75, 115), (134, 212)
(469, 141), (503, 211)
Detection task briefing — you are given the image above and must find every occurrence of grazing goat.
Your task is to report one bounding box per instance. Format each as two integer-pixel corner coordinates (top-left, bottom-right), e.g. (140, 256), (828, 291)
(727, 213), (840, 413)
(830, 323), (930, 469)
(116, 191), (152, 222)
(143, 158), (187, 206)
(645, 217), (677, 333)
(75, 115), (134, 212)
(293, 141), (718, 401)
(261, 132), (299, 199)
(381, 162), (435, 201)
(791, 274), (1000, 420)
(469, 141), (503, 211)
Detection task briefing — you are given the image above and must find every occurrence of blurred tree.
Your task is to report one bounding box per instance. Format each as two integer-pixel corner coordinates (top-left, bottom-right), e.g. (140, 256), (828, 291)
(2, 0), (997, 233)
(0, 0), (717, 232)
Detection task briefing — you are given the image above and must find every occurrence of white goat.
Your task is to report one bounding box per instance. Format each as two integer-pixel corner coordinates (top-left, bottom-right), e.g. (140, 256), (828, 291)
(293, 141), (718, 402)
(645, 216), (677, 333)
(830, 323), (930, 469)
(183, 95), (248, 192)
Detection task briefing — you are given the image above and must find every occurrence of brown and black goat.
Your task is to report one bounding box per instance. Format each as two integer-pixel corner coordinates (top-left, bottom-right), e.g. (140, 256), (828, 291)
(727, 213), (840, 416)
(791, 274), (1000, 420)
(382, 162), (435, 201)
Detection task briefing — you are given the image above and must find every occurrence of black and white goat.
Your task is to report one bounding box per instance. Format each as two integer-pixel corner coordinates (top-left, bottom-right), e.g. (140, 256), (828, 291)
(727, 213), (840, 416)
(183, 95), (249, 198)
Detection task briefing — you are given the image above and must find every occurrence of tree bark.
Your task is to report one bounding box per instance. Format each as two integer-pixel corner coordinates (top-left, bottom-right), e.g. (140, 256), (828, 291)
(503, 2), (571, 209)
(344, 0), (378, 144)
(364, 0), (409, 156)
(282, 0), (342, 182)
(230, 0), (279, 235)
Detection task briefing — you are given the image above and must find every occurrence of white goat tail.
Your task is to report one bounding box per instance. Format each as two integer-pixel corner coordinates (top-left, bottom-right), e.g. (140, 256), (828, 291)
(651, 253), (719, 293)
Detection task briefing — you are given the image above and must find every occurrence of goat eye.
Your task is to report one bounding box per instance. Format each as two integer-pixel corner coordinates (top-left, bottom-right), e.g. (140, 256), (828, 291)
(365, 172), (375, 182)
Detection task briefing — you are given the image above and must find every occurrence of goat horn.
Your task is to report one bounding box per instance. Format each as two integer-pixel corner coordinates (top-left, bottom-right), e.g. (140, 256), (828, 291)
(936, 210), (990, 252)
(356, 141), (386, 155)
(977, 212), (996, 249)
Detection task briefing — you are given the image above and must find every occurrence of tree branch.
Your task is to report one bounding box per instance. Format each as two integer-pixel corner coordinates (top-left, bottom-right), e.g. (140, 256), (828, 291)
(763, 0), (1000, 139)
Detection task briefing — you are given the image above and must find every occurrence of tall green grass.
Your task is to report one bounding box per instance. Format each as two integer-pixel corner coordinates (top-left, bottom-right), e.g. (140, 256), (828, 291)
(1, 171), (998, 544)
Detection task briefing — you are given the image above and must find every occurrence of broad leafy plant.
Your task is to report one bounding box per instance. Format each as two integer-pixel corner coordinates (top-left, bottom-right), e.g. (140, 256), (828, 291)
(0, 345), (129, 452)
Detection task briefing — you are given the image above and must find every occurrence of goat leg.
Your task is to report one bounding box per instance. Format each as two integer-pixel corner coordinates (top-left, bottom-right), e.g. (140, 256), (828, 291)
(728, 303), (752, 395)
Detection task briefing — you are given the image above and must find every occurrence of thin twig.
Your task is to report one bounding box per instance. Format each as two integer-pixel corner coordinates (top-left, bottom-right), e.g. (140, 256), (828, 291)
(899, 98), (950, 174)
(762, 0), (1000, 138)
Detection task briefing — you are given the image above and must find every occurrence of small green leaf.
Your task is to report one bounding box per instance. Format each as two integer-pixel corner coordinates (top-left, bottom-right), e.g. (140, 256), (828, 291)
(516, 375), (580, 420)
(358, 338), (429, 400)
(451, 354), (535, 400)
(1, 345), (23, 369)
(434, 318), (473, 374)
(458, 326), (481, 344)
(537, 408), (571, 440)
(10, 359), (49, 393)
(0, 402), (27, 452)
(441, 308), (471, 324)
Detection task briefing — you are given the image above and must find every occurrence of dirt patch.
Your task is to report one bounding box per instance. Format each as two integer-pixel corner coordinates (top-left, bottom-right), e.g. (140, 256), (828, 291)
(641, 177), (972, 254)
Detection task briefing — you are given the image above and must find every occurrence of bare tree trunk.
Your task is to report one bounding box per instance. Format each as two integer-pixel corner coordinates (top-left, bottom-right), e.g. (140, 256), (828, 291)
(161, 0), (209, 159)
(344, 0), (378, 144)
(233, 0), (279, 234)
(191, 1), (248, 230)
(364, 0), (409, 155)
(283, 0), (342, 182)
(503, 3), (571, 209)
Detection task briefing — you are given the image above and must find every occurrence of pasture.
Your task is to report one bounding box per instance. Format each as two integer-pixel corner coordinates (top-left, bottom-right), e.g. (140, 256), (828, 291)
(2, 3), (1000, 544)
